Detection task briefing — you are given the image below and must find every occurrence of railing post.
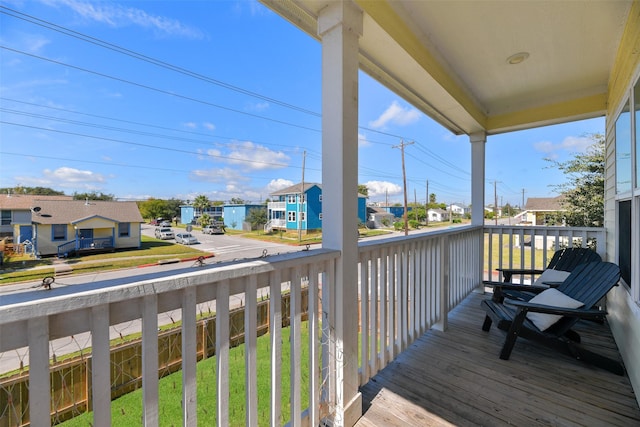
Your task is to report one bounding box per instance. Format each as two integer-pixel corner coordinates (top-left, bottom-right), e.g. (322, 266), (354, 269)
(91, 305), (111, 427)
(434, 234), (450, 331)
(28, 316), (50, 427)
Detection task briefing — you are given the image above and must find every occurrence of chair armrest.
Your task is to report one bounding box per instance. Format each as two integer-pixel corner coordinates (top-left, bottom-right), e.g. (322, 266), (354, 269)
(484, 282), (548, 303)
(497, 268), (545, 275)
(484, 282), (548, 293)
(539, 281), (563, 288)
(505, 298), (607, 319)
(496, 268), (545, 282)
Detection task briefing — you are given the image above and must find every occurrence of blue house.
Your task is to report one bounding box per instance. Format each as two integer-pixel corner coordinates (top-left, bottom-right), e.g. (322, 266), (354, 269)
(223, 204), (265, 231)
(180, 204), (224, 225)
(266, 183), (366, 232)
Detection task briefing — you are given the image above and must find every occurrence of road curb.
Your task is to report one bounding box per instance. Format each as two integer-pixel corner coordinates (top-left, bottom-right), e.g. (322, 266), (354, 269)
(137, 253), (215, 269)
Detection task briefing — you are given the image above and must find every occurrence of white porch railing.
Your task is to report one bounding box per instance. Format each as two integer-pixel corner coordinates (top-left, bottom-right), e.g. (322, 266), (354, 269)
(267, 202), (287, 211)
(0, 249), (338, 427)
(264, 218), (287, 232)
(357, 225), (482, 386)
(7, 224), (603, 426)
(483, 225), (606, 283)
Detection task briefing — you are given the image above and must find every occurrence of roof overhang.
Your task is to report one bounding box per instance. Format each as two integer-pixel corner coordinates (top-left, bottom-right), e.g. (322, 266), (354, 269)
(261, 0), (634, 136)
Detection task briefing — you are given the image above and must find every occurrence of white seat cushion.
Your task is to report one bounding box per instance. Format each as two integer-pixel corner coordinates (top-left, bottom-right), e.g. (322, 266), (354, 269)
(526, 288), (584, 331)
(533, 269), (571, 287)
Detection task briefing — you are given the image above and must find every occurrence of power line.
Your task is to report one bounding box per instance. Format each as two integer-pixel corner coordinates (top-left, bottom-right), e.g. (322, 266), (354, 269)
(0, 7), (321, 117)
(1, 45), (323, 134)
(0, 8), (477, 188)
(1, 106), (307, 155)
(1, 121), (321, 171)
(1, 98), (321, 155)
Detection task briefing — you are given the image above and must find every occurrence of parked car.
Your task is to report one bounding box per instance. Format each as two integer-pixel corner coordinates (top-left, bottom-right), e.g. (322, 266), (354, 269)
(160, 221), (171, 227)
(150, 217), (166, 226)
(154, 227), (174, 240)
(175, 232), (198, 245)
(202, 224), (225, 235)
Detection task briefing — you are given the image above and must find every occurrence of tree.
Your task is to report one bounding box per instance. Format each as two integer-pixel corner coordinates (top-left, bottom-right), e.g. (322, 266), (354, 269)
(407, 207), (426, 222)
(357, 184), (369, 197)
(0, 186), (64, 196)
(138, 198), (171, 221)
(73, 191), (115, 201)
(246, 207), (268, 230)
(165, 198), (183, 221)
(229, 197), (246, 205)
(193, 195), (210, 214)
(502, 203), (517, 217)
(200, 213), (212, 227)
(547, 133), (604, 227)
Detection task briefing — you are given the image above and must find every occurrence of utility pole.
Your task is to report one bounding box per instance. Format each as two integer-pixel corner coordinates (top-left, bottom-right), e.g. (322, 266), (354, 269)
(425, 180), (429, 227)
(522, 188), (526, 211)
(393, 139), (414, 236)
(298, 151), (306, 242)
(494, 180), (498, 225)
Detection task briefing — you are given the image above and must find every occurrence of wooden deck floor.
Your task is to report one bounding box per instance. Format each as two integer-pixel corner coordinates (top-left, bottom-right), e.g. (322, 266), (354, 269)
(355, 292), (640, 427)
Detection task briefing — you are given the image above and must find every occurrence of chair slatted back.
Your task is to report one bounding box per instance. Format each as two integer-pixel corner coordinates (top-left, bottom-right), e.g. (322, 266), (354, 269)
(547, 247), (602, 272)
(547, 262), (620, 335)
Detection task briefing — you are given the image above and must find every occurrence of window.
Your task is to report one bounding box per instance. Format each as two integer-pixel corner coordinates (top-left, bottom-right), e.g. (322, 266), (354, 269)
(118, 222), (130, 237)
(300, 212), (306, 221)
(319, 195), (322, 202)
(618, 201), (631, 286)
(288, 195), (296, 203)
(300, 194), (306, 203)
(319, 213), (322, 220)
(616, 98), (632, 194)
(52, 224), (66, 241)
(0, 210), (10, 225)
(288, 211), (296, 222)
(636, 80), (640, 188)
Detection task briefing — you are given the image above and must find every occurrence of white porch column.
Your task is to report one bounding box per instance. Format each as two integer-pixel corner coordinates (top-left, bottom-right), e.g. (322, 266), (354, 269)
(470, 131), (486, 226)
(471, 131), (486, 291)
(318, 2), (363, 426)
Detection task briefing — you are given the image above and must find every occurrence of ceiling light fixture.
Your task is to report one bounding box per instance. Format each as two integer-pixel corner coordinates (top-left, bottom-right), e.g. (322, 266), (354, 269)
(507, 52), (530, 65)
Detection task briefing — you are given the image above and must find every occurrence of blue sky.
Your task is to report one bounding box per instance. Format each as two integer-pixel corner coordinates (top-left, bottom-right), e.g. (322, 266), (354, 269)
(0, 0), (605, 208)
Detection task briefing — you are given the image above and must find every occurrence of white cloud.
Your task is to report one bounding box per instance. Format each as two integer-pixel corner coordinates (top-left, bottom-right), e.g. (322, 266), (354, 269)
(225, 141), (290, 171)
(183, 122), (197, 129)
(364, 180), (402, 198)
(358, 133), (371, 147)
(21, 34), (51, 54)
(534, 136), (593, 154)
(47, 0), (206, 39)
(189, 167), (248, 183)
(15, 166), (106, 190)
(248, 102), (269, 112)
(369, 101), (420, 129)
(266, 178), (294, 193)
(44, 166), (105, 184)
(203, 122), (216, 131)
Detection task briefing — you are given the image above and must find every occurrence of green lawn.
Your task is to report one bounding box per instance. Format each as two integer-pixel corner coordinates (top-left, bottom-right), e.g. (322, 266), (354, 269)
(0, 236), (209, 285)
(60, 322), (311, 427)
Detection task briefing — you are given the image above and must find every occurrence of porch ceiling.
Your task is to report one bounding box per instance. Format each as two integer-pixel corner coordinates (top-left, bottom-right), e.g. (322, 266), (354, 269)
(261, 0), (633, 135)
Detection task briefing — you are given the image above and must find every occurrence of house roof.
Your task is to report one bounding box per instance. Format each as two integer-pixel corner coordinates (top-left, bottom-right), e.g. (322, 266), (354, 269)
(263, 1), (635, 135)
(270, 182), (321, 196)
(30, 200), (144, 224)
(0, 194), (74, 210)
(367, 207), (393, 216)
(270, 182), (368, 198)
(524, 196), (565, 212)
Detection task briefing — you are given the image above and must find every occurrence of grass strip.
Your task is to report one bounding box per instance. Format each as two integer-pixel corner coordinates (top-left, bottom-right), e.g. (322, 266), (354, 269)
(59, 322), (311, 427)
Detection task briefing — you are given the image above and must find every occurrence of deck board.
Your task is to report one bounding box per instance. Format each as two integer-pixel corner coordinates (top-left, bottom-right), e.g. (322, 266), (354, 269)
(356, 292), (640, 427)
